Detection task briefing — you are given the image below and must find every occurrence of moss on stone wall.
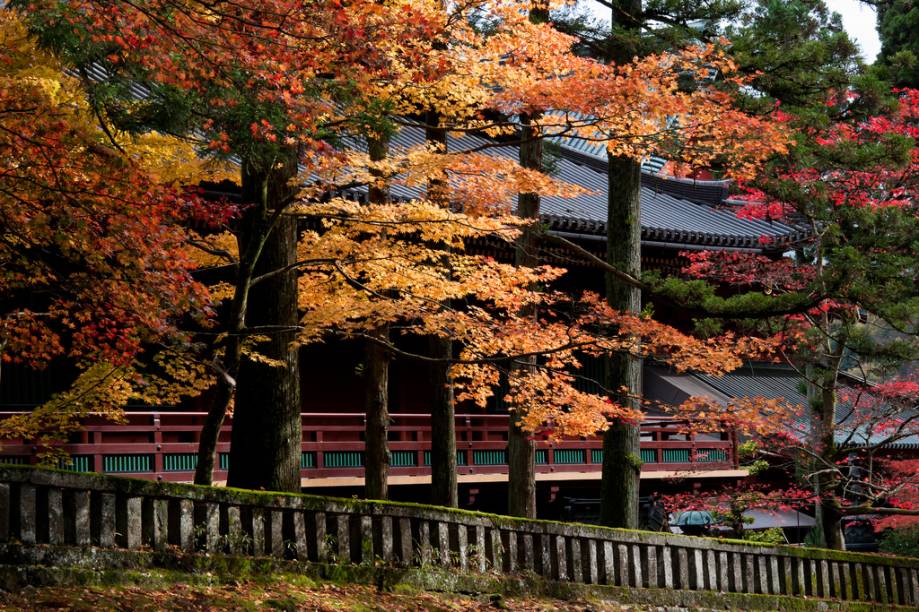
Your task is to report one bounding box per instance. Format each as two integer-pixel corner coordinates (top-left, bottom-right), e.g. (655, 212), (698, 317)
(3, 464), (919, 571)
(0, 543), (910, 611)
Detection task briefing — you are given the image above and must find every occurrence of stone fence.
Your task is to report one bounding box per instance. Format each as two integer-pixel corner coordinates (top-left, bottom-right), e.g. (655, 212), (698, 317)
(2, 465), (918, 606)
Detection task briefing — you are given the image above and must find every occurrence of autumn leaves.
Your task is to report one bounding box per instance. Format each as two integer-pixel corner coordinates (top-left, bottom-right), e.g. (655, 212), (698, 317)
(4, 1), (787, 487)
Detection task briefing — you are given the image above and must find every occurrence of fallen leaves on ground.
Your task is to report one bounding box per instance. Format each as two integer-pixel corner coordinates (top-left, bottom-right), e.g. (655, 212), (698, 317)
(0, 578), (632, 611)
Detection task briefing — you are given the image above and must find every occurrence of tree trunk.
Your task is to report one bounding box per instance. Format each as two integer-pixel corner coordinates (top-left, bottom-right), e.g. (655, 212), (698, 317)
(424, 111), (458, 507)
(507, 411), (536, 517)
(508, 110), (542, 518)
(812, 356), (845, 549)
(364, 327), (390, 499)
(816, 494), (846, 550)
(429, 335), (457, 507)
(600, 153), (642, 529)
(195, 150), (295, 487)
(226, 151), (302, 492)
(363, 133), (391, 500)
(193, 377), (233, 485)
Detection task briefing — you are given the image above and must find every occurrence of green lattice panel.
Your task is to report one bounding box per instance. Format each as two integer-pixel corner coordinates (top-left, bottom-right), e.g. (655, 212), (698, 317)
(0, 456), (28, 466)
(553, 449), (586, 465)
(535, 450), (548, 465)
(423, 451), (466, 466)
(164, 453), (197, 472)
(103, 454), (152, 473)
(76, 455), (93, 472)
(662, 449), (690, 464)
(323, 451), (363, 468)
(472, 449), (507, 466)
(640, 449), (657, 464)
(591, 449), (603, 464)
(59, 455), (93, 472)
(301, 452), (316, 469)
(390, 450), (417, 467)
(219, 453), (230, 471)
(696, 449), (727, 463)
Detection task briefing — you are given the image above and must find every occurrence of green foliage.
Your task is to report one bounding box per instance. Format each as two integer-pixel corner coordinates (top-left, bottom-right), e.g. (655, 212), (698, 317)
(737, 441), (770, 475)
(692, 317), (723, 338)
(553, 0), (744, 61)
(737, 440), (760, 462)
(645, 273), (817, 319)
(745, 460), (770, 476)
(879, 526), (919, 558)
(876, 0), (919, 88)
(743, 527), (786, 545)
(625, 451), (644, 472)
(541, 140), (562, 177)
(726, 0), (862, 112)
(639, 301), (655, 319)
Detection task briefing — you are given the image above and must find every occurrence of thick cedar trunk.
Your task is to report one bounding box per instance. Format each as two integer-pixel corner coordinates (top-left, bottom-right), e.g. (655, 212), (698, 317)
(194, 153), (292, 486)
(429, 335), (457, 507)
(227, 151), (302, 492)
(600, 153), (642, 528)
(817, 497), (845, 550)
(425, 111), (458, 507)
(364, 328), (390, 499)
(363, 133), (391, 500)
(812, 358), (845, 549)
(508, 111), (541, 519)
(507, 410), (536, 517)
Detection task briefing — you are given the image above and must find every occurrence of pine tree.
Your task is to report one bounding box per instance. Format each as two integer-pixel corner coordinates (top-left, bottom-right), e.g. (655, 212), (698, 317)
(876, 0), (919, 88)
(726, 0), (863, 111)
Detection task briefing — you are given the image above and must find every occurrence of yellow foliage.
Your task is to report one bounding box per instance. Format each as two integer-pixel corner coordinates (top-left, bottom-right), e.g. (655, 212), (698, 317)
(0, 364), (132, 458)
(121, 132), (238, 186)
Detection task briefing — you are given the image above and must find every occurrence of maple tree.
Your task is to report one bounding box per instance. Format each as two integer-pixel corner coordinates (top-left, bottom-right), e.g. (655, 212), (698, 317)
(0, 10), (226, 456)
(15, 0), (470, 491)
(290, 2), (792, 511)
(478, 0), (788, 520)
(14, 0), (790, 509)
(504, 0), (549, 520)
(272, 0), (786, 507)
(11, 0), (570, 492)
(670, 87), (919, 549)
(541, 0), (791, 529)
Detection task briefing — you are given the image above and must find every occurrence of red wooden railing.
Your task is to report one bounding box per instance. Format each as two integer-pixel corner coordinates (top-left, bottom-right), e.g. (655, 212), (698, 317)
(0, 411), (738, 483)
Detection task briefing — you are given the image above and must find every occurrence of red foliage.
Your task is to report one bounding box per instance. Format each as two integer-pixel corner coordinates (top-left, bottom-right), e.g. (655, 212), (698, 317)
(0, 22), (221, 368)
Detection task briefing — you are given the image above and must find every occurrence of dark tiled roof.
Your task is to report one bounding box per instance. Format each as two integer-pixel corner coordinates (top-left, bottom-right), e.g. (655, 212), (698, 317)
(693, 364), (808, 406)
(346, 125), (808, 252)
(692, 365), (919, 450)
(81, 60), (806, 252)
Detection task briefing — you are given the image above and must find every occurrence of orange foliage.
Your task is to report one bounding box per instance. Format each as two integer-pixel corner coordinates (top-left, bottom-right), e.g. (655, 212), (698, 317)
(14, 0), (796, 448)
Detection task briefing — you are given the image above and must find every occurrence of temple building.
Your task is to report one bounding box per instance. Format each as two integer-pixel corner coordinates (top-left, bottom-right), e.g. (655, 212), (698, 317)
(0, 126), (818, 518)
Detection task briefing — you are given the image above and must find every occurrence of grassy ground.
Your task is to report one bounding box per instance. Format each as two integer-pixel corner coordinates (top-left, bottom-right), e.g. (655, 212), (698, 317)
(0, 575), (631, 611)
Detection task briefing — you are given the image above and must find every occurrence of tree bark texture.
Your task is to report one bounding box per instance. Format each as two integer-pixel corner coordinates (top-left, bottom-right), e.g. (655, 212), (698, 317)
(364, 327), (390, 500)
(193, 157), (284, 487)
(194, 376), (234, 485)
(508, 111), (541, 518)
(363, 133), (391, 500)
(428, 335), (457, 507)
(226, 151), (301, 492)
(425, 112), (458, 507)
(813, 356), (845, 549)
(600, 153), (642, 529)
